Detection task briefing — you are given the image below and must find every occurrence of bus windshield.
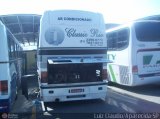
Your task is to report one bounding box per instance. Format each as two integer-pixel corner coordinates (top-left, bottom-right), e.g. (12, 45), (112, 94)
(135, 22), (160, 42)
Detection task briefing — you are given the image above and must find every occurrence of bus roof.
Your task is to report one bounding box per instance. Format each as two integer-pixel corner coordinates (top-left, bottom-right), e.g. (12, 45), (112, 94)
(0, 21), (23, 49)
(106, 20), (160, 33)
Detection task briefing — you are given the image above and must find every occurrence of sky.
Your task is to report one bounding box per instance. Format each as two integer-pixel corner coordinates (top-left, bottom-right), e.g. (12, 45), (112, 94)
(0, 0), (160, 23)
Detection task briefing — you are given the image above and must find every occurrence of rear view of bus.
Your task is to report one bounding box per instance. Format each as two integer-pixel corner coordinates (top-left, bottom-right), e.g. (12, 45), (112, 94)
(0, 21), (23, 112)
(132, 20), (160, 85)
(37, 10), (108, 102)
(107, 20), (160, 86)
(0, 21), (9, 112)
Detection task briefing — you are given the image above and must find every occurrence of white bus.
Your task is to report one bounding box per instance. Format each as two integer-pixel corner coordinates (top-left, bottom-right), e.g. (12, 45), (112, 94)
(106, 20), (160, 86)
(0, 21), (23, 112)
(37, 10), (108, 103)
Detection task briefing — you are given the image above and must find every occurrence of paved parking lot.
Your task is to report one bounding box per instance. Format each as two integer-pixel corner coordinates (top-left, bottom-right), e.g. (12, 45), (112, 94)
(11, 77), (160, 119)
(108, 83), (160, 104)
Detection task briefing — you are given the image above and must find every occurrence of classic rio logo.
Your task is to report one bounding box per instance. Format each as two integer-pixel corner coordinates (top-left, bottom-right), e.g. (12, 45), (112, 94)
(64, 28), (104, 47)
(65, 28), (103, 38)
(65, 28), (88, 38)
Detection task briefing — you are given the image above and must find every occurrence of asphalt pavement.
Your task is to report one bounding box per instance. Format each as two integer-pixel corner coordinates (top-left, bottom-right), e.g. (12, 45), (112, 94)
(10, 77), (160, 119)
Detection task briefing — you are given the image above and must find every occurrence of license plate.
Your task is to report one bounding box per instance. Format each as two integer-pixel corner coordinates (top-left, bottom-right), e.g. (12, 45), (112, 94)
(70, 88), (84, 93)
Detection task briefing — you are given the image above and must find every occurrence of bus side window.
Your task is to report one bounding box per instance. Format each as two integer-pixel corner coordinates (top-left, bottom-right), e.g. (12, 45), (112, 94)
(117, 29), (129, 49)
(8, 32), (16, 60)
(107, 28), (129, 51)
(107, 32), (117, 51)
(7, 34), (12, 58)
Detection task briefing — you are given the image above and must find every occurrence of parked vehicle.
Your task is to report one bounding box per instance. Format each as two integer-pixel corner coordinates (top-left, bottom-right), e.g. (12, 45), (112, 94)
(0, 21), (23, 112)
(37, 10), (109, 102)
(106, 20), (160, 86)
